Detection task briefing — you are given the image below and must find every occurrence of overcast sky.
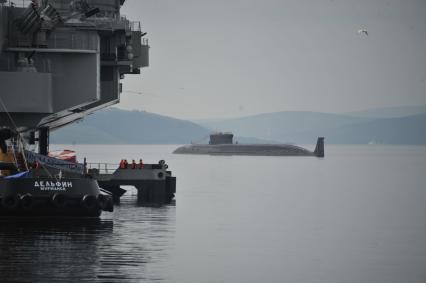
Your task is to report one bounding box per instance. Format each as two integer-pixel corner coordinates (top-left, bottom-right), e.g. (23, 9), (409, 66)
(119, 0), (426, 119)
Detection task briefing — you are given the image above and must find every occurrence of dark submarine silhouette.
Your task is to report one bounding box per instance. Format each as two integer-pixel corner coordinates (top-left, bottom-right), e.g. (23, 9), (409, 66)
(173, 132), (324, 157)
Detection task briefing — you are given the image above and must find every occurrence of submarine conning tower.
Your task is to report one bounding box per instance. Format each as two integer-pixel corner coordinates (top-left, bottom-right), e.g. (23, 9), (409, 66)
(0, 0), (149, 154)
(209, 132), (234, 145)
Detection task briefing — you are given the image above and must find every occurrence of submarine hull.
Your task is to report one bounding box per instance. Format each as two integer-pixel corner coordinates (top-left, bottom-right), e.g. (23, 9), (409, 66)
(173, 137), (324, 157)
(173, 144), (316, 156)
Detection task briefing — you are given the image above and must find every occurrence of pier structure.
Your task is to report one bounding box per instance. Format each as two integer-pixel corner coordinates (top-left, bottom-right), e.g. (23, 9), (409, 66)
(86, 160), (176, 205)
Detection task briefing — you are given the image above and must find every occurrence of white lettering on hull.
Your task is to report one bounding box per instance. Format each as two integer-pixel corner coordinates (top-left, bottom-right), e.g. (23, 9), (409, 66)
(34, 181), (73, 191)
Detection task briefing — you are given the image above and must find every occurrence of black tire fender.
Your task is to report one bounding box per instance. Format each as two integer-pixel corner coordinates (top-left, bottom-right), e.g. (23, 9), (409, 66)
(81, 195), (97, 210)
(52, 193), (66, 208)
(20, 194), (34, 210)
(2, 194), (20, 209)
(97, 194), (114, 212)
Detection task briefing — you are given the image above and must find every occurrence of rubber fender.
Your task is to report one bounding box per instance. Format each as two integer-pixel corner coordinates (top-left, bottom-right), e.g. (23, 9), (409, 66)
(20, 194), (34, 210)
(105, 198), (114, 212)
(98, 194), (114, 212)
(97, 194), (107, 210)
(2, 194), (20, 209)
(51, 193), (66, 208)
(81, 195), (97, 210)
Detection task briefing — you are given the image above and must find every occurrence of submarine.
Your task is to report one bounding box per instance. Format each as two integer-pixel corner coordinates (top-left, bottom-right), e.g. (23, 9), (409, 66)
(173, 132), (324, 157)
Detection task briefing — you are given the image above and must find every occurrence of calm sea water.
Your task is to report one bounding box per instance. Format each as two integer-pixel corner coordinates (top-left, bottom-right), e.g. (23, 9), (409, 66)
(1, 144), (426, 283)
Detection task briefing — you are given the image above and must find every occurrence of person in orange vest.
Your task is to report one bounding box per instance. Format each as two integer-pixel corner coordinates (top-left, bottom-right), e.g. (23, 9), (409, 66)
(131, 159), (136, 169)
(123, 159), (128, 169)
(119, 159), (125, 169)
(138, 159), (144, 169)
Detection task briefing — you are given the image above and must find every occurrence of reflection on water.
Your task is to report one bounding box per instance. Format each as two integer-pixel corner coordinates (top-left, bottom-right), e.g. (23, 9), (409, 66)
(2, 145), (426, 282)
(0, 189), (176, 282)
(0, 218), (113, 282)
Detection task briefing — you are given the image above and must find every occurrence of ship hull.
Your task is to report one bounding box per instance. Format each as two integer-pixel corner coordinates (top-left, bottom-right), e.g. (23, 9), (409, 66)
(0, 177), (113, 217)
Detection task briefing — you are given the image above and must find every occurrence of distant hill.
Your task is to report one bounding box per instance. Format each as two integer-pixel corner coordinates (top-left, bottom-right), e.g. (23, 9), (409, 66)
(345, 105), (426, 119)
(198, 111), (375, 144)
(51, 107), (426, 145)
(198, 111), (426, 145)
(51, 108), (211, 144)
(321, 113), (426, 144)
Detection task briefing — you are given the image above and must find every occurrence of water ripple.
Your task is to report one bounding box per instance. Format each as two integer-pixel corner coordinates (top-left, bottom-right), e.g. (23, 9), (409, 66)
(0, 192), (176, 282)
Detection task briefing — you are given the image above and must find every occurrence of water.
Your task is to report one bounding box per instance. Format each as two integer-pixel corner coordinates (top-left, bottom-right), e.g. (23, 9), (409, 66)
(1, 144), (426, 283)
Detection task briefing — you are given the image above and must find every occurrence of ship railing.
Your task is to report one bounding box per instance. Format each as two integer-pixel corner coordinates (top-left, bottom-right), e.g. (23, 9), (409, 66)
(88, 19), (126, 30)
(4, 0), (21, 8)
(7, 33), (98, 53)
(86, 162), (119, 175)
(49, 33), (98, 51)
(48, 33), (98, 50)
(87, 16), (134, 32)
(5, 0), (33, 8)
(86, 162), (163, 175)
(129, 21), (141, 32)
(102, 17), (141, 32)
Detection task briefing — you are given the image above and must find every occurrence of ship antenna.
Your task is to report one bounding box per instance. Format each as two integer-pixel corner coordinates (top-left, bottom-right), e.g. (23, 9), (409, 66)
(37, 158), (55, 180)
(0, 96), (57, 179)
(0, 95), (19, 132)
(0, 95), (30, 170)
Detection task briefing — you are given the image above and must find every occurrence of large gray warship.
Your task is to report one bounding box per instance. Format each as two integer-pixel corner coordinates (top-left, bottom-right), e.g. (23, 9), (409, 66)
(0, 0), (174, 217)
(174, 132), (325, 157)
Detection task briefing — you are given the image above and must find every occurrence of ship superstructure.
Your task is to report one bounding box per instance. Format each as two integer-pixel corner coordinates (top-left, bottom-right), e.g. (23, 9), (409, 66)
(0, 0), (148, 154)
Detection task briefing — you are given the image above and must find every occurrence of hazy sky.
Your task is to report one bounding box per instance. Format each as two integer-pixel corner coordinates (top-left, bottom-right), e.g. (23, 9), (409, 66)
(119, 0), (426, 119)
